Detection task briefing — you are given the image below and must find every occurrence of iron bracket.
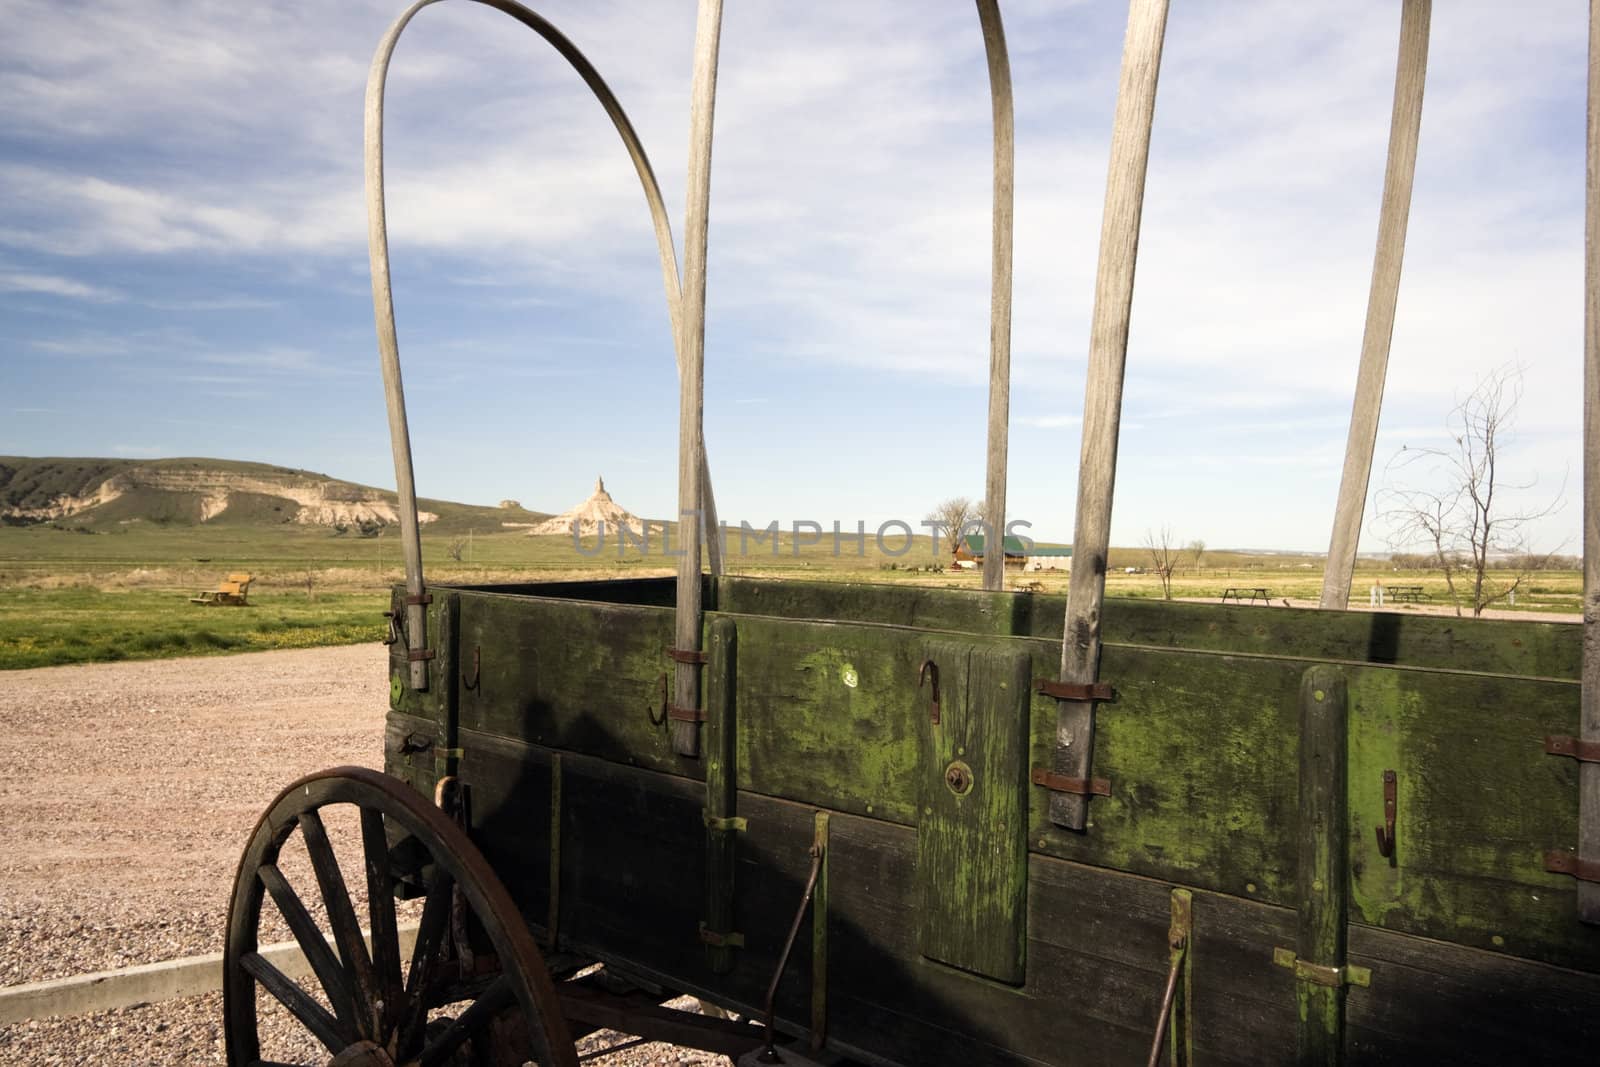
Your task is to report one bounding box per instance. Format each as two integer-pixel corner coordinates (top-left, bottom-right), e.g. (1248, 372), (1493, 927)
(918, 659), (941, 725)
(406, 648), (435, 663)
(403, 593), (434, 606)
(1273, 947), (1372, 988)
(1545, 735), (1600, 764)
(1545, 850), (1600, 883)
(669, 704), (707, 723)
(698, 922), (745, 948)
(1031, 767), (1112, 797)
(703, 811), (748, 833)
(667, 647), (709, 665)
(1374, 769), (1397, 860)
(1035, 678), (1114, 702)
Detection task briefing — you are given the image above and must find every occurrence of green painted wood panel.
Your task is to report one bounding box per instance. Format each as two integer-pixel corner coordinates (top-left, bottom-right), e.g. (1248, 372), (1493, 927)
(397, 583), (1599, 974)
(451, 590), (703, 782)
(917, 639), (1030, 984)
(711, 577), (1579, 679)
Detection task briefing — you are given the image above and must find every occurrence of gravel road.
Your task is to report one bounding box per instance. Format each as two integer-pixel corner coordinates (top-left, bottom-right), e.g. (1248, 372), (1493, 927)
(0, 644), (728, 1066)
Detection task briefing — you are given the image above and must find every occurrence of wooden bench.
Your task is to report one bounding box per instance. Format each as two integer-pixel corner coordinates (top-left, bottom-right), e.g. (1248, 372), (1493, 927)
(1220, 586), (1272, 605)
(190, 573), (252, 606)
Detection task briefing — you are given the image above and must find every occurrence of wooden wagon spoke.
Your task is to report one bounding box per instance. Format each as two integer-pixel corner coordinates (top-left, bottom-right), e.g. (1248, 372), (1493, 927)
(296, 811), (381, 1037)
(239, 950), (348, 1054)
(397, 869), (457, 1055)
(417, 975), (515, 1067)
(256, 862), (357, 1032)
(358, 807), (404, 1020)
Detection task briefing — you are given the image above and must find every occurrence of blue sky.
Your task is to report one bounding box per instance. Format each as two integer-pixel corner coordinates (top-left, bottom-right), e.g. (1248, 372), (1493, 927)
(0, 0), (1588, 552)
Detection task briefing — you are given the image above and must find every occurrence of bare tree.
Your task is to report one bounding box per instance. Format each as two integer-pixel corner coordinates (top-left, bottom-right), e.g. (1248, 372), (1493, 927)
(1375, 366), (1564, 617)
(446, 537), (466, 562)
(926, 496), (985, 556)
(1186, 538), (1207, 571)
(1144, 526), (1185, 600)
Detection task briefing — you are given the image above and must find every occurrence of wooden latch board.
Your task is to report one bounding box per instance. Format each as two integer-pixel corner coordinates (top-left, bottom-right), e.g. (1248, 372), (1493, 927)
(917, 640), (1030, 984)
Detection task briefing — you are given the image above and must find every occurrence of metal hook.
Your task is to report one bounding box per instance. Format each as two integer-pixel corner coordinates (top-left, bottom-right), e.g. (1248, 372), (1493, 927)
(648, 672), (670, 727)
(918, 659), (941, 725)
(461, 646), (481, 691)
(1375, 769), (1397, 861)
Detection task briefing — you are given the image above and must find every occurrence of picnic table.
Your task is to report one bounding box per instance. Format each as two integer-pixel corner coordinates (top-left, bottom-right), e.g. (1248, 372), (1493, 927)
(1387, 585), (1430, 603)
(1220, 586), (1272, 605)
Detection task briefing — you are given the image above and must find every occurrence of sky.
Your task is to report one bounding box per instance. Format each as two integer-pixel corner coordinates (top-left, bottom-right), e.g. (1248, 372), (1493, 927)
(0, 0), (1588, 553)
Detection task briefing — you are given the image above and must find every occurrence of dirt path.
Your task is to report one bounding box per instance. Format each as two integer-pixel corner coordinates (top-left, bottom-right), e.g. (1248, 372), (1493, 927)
(0, 646), (722, 1065)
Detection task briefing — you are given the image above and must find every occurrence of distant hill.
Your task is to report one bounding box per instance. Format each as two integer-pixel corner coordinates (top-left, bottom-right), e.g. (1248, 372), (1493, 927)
(0, 457), (550, 534)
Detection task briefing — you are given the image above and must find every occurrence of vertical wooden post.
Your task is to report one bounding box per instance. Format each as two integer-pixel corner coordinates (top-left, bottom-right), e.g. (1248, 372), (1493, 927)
(1319, 0), (1431, 610)
(547, 753), (563, 950)
(1053, 0), (1170, 830)
(363, 2), (435, 691)
(977, 0), (1015, 594)
(703, 617), (739, 972)
(809, 810), (830, 1053)
(441, 593), (461, 780)
(1168, 888), (1193, 1067)
(1581, 0), (1600, 925)
(672, 0), (724, 758)
(1296, 665), (1350, 1066)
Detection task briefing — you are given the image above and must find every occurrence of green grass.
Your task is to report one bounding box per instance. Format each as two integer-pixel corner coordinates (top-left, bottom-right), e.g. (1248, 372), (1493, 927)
(0, 521), (1581, 671)
(0, 586), (386, 670)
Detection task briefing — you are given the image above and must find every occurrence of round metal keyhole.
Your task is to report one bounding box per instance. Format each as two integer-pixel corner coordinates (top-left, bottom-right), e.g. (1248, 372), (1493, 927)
(944, 760), (974, 796)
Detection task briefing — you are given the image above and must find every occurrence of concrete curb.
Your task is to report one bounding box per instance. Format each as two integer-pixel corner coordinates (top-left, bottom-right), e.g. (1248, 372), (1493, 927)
(0, 922), (419, 1026)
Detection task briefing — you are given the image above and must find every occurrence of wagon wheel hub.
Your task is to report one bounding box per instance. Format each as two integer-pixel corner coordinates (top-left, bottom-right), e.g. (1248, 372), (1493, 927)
(327, 1039), (395, 1067)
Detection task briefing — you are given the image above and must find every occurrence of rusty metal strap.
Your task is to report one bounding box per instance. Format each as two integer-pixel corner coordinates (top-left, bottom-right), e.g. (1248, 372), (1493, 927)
(1545, 735), (1600, 764)
(666, 647), (708, 665)
(403, 593), (433, 606)
(668, 704), (706, 723)
(1031, 767), (1112, 797)
(406, 649), (435, 663)
(1035, 679), (1113, 702)
(1545, 850), (1600, 883)
(697, 922), (744, 948)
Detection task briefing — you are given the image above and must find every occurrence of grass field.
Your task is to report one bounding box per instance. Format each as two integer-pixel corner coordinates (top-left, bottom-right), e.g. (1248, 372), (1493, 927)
(0, 521), (1582, 670)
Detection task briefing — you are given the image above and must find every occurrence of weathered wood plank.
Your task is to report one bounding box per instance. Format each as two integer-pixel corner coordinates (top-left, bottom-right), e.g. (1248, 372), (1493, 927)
(703, 617), (739, 973)
(917, 640), (1029, 983)
(709, 577), (1579, 680)
(670, 0), (724, 759)
(1582, 0), (1600, 925)
(508, 749), (1600, 1066)
(1321, 0), (1432, 610)
(454, 593), (699, 781)
(978, 0), (1015, 595)
(1296, 667), (1350, 1065)
(1054, 0), (1170, 830)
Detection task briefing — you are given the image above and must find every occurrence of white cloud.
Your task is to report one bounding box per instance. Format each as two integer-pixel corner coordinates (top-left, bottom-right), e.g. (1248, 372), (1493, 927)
(0, 270), (119, 301)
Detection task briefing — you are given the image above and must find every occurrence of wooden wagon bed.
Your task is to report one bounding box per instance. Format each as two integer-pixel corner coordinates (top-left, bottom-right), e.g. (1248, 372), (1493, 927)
(381, 575), (1600, 1065)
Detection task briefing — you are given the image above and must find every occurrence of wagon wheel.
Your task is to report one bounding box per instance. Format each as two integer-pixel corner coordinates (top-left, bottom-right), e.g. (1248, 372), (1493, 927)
(223, 765), (578, 1067)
